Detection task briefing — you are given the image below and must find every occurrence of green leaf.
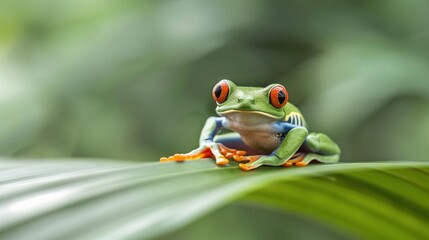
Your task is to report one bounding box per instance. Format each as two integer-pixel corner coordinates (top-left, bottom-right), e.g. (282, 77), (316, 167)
(0, 159), (428, 239)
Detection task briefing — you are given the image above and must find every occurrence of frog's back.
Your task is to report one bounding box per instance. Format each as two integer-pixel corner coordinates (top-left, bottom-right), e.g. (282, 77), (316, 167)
(283, 102), (308, 129)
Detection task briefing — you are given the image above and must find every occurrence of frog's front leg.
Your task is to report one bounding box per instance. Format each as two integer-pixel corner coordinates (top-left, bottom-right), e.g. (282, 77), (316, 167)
(239, 127), (308, 171)
(160, 117), (246, 165)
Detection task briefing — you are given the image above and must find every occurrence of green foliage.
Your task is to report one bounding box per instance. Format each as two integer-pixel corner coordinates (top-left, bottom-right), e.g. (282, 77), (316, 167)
(0, 159), (428, 239)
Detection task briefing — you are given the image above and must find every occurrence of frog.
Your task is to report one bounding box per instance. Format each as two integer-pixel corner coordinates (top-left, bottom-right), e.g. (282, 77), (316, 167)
(160, 80), (340, 171)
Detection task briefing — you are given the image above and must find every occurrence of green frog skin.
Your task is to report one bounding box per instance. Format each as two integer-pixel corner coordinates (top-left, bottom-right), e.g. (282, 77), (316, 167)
(161, 80), (341, 171)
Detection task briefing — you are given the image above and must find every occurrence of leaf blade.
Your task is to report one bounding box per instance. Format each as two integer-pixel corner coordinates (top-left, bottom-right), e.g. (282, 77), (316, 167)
(0, 160), (427, 239)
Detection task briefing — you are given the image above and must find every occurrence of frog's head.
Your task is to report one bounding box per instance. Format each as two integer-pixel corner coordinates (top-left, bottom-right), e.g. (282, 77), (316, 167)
(213, 80), (288, 121)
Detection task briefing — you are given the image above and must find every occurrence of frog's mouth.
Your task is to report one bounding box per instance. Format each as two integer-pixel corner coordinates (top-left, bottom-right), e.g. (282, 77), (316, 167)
(220, 110), (280, 126)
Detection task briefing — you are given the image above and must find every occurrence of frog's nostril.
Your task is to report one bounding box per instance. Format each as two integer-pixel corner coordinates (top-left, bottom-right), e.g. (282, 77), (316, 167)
(237, 98), (255, 104)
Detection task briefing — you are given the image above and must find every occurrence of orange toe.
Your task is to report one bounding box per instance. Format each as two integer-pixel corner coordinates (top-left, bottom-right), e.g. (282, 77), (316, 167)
(239, 163), (257, 171)
(235, 150), (247, 156)
(233, 155), (247, 162)
(282, 161), (293, 167)
(295, 161), (308, 167)
(216, 156), (229, 165)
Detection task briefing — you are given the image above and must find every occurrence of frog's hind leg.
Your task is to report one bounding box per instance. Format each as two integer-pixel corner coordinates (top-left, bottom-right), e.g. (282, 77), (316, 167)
(294, 132), (341, 167)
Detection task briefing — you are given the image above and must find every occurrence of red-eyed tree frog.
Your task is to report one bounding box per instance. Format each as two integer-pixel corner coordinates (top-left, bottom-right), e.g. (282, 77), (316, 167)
(160, 80), (341, 171)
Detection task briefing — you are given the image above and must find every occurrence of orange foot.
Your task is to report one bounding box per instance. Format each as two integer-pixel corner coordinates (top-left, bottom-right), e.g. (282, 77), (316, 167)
(238, 155), (262, 171)
(160, 147), (212, 162)
(160, 143), (247, 165)
(282, 153), (308, 167)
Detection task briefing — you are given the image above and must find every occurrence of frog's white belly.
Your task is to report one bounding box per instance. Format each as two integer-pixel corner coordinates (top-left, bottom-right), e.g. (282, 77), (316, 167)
(238, 131), (281, 153)
(223, 112), (282, 153)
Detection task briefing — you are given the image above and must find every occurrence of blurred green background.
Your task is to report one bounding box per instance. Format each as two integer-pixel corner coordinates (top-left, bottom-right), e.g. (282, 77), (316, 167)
(1, 0), (429, 163)
(1, 1), (429, 240)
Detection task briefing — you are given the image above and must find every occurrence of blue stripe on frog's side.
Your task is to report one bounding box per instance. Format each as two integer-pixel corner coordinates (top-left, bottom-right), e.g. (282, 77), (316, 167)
(272, 121), (299, 134)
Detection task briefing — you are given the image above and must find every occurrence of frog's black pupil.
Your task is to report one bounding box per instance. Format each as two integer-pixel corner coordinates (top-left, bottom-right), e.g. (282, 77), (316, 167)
(215, 85), (222, 99)
(277, 91), (286, 104)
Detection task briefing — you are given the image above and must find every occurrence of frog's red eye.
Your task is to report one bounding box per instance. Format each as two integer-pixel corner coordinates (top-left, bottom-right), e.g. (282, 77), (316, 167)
(212, 80), (230, 104)
(269, 85), (288, 108)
